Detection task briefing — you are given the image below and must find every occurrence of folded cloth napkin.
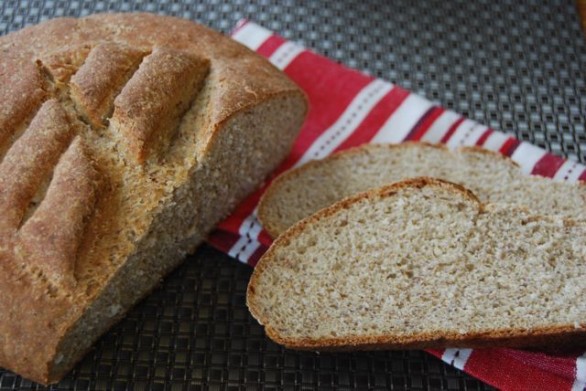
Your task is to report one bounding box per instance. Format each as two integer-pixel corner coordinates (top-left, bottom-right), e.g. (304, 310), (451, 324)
(208, 20), (586, 390)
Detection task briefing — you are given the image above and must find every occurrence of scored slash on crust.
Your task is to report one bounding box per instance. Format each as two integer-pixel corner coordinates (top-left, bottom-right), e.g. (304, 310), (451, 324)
(0, 42), (211, 290)
(0, 99), (101, 289)
(36, 42), (211, 164)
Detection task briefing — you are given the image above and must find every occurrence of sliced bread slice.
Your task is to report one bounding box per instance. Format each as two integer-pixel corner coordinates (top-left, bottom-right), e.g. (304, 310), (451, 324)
(258, 143), (586, 238)
(248, 178), (586, 350)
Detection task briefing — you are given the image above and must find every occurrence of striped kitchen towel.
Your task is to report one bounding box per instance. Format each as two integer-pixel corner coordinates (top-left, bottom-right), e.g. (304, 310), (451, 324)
(207, 20), (586, 390)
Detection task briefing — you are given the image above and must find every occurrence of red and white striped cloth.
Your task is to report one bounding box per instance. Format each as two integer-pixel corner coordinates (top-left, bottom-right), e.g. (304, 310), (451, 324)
(207, 20), (586, 390)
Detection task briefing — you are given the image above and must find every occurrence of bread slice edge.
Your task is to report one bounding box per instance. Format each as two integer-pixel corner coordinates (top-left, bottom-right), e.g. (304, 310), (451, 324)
(249, 177), (586, 351)
(256, 142), (508, 238)
(257, 142), (586, 239)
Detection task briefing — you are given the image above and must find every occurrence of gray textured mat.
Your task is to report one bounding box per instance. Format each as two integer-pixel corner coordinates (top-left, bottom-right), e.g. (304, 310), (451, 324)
(1, 0), (584, 389)
(0, 246), (495, 390)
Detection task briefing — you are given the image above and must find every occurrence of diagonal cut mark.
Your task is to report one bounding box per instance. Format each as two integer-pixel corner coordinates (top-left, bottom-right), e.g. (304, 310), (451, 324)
(19, 137), (102, 288)
(69, 43), (148, 128)
(0, 61), (51, 164)
(109, 47), (211, 163)
(1, 42), (211, 290)
(0, 99), (76, 233)
(36, 44), (148, 133)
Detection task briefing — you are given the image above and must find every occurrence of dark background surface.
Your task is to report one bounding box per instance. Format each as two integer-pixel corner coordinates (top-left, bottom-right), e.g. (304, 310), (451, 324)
(1, 0), (585, 389)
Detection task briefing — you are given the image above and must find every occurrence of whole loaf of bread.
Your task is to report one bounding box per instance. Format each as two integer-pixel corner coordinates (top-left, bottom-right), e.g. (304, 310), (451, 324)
(0, 13), (307, 384)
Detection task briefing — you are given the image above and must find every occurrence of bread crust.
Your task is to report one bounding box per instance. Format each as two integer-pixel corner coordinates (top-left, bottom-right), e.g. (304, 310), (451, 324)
(263, 323), (586, 351)
(0, 14), (307, 384)
(249, 177), (586, 351)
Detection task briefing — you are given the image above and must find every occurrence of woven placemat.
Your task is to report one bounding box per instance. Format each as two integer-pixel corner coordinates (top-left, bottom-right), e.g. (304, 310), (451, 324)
(1, 0), (584, 389)
(1, 246), (494, 390)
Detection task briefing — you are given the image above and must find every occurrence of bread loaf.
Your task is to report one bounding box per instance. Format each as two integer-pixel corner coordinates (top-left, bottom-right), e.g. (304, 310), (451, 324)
(258, 143), (586, 238)
(0, 13), (307, 384)
(248, 178), (586, 350)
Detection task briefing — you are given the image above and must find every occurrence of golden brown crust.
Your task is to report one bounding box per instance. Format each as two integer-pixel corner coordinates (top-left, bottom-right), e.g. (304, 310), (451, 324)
(0, 61), (49, 154)
(0, 99), (76, 233)
(38, 45), (93, 84)
(264, 323), (586, 351)
(110, 47), (210, 163)
(69, 43), (145, 127)
(0, 13), (307, 384)
(19, 138), (102, 288)
(250, 177), (586, 351)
